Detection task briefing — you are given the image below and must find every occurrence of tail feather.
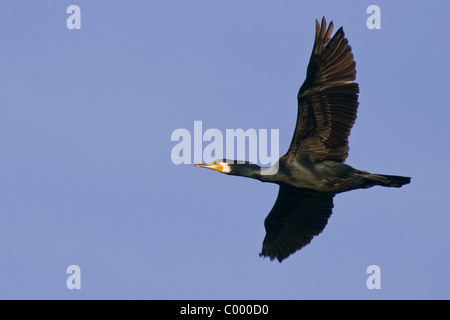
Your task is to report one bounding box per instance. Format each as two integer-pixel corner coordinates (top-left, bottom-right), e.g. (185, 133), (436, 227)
(361, 173), (411, 188)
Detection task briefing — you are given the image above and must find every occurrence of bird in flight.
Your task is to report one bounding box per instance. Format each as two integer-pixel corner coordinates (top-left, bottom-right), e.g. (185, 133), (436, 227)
(195, 17), (411, 262)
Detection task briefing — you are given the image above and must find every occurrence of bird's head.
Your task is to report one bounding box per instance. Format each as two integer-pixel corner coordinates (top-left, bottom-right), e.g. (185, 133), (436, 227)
(195, 159), (263, 176)
(194, 159), (233, 174)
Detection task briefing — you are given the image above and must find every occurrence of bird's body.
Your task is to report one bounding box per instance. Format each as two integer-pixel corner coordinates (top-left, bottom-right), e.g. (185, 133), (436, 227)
(195, 17), (411, 262)
(248, 158), (408, 193)
(263, 159), (364, 193)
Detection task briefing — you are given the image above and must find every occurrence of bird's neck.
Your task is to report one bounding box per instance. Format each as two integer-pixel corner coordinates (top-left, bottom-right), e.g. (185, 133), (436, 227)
(233, 163), (281, 183)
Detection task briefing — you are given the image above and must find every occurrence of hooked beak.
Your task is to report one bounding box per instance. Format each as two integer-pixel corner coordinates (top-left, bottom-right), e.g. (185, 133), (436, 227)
(195, 162), (231, 173)
(194, 162), (224, 173)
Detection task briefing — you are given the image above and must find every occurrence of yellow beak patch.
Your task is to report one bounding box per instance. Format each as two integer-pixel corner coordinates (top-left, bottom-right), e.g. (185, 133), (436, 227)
(195, 162), (231, 173)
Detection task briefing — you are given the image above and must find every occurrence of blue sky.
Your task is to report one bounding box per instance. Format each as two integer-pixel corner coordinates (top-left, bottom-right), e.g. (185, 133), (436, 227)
(0, 0), (449, 299)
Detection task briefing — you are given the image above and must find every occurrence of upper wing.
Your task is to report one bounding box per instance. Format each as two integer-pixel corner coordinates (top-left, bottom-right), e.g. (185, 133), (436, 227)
(285, 17), (359, 162)
(260, 185), (335, 262)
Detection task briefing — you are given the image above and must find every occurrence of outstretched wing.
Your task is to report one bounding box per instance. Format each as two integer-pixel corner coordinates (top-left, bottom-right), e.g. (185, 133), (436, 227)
(260, 185), (335, 262)
(285, 17), (359, 162)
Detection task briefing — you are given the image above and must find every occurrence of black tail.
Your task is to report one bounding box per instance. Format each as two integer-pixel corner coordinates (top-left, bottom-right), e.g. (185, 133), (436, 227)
(361, 173), (411, 188)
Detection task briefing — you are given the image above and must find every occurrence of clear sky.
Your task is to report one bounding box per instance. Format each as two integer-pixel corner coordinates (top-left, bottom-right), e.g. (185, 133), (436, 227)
(0, 0), (449, 299)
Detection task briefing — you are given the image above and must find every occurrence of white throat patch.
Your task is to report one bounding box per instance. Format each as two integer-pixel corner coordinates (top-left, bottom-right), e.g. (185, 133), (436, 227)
(220, 162), (231, 173)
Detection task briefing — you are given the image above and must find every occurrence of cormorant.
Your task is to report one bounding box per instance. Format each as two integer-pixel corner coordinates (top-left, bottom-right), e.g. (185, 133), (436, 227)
(195, 18), (411, 262)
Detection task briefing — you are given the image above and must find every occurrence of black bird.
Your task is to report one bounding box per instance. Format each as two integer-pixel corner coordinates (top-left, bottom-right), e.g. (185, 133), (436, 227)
(195, 18), (411, 262)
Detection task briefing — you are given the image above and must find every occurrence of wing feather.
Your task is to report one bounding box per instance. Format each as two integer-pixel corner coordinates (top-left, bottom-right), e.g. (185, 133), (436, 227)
(284, 17), (359, 162)
(260, 185), (335, 262)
